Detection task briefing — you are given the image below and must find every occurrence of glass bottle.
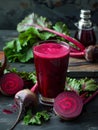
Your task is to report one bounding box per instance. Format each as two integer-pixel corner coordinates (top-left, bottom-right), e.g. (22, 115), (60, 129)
(74, 9), (96, 47)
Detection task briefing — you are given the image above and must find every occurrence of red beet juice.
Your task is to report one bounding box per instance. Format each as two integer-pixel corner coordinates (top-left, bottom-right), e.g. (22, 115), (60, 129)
(33, 41), (70, 106)
(75, 28), (96, 47)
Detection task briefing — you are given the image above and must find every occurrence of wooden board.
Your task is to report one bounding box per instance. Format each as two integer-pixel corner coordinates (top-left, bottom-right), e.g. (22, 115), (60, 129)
(67, 57), (98, 78)
(0, 51), (6, 76)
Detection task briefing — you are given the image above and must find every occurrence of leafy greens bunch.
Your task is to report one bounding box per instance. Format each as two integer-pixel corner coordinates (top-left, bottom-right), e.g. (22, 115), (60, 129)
(3, 13), (69, 63)
(66, 77), (98, 94)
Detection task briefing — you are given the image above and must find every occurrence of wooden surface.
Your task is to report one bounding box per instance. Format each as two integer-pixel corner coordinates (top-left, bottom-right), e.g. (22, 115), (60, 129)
(68, 57), (98, 78)
(68, 57), (98, 71)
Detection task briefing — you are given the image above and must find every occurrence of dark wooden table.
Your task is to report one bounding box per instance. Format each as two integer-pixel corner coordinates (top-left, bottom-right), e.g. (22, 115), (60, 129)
(0, 30), (98, 130)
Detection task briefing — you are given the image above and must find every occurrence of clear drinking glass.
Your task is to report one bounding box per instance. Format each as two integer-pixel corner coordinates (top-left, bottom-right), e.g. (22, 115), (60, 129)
(33, 40), (70, 106)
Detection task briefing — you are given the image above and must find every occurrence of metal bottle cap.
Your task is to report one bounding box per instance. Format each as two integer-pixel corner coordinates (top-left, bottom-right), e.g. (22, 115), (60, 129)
(80, 9), (91, 19)
(78, 9), (92, 29)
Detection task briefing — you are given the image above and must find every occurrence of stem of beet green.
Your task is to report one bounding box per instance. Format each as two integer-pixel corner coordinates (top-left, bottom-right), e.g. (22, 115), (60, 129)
(30, 82), (38, 94)
(80, 92), (88, 102)
(70, 46), (81, 52)
(83, 91), (98, 105)
(70, 51), (85, 58)
(34, 25), (85, 51)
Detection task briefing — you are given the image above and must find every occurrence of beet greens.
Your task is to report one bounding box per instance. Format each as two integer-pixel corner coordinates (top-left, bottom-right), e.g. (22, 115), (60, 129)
(3, 13), (98, 62)
(66, 77), (98, 94)
(16, 13), (98, 62)
(23, 110), (50, 125)
(3, 13), (70, 63)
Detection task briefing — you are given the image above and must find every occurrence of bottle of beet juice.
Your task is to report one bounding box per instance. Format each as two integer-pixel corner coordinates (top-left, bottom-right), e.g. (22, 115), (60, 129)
(74, 9), (96, 47)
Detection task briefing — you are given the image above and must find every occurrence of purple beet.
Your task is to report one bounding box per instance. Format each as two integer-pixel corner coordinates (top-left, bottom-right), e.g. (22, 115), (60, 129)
(70, 45), (98, 62)
(84, 45), (98, 62)
(0, 73), (24, 96)
(53, 91), (83, 120)
(9, 87), (38, 130)
(53, 90), (98, 120)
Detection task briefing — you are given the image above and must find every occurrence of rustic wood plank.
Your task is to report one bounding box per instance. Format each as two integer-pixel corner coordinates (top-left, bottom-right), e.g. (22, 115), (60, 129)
(68, 57), (98, 72)
(68, 57), (98, 77)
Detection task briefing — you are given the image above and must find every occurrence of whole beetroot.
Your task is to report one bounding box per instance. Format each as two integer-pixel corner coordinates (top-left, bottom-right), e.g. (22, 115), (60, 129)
(9, 84), (38, 130)
(84, 45), (98, 62)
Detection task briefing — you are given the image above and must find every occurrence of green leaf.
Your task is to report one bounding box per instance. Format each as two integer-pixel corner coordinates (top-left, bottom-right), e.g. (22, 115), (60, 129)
(29, 116), (41, 125)
(18, 28), (40, 46)
(39, 110), (51, 121)
(66, 77), (82, 93)
(28, 72), (37, 83)
(3, 39), (22, 55)
(3, 40), (15, 49)
(39, 32), (55, 40)
(23, 110), (51, 125)
(85, 84), (98, 91)
(17, 13), (52, 32)
(36, 16), (52, 28)
(66, 77), (98, 94)
(14, 39), (22, 52)
(3, 13), (70, 63)
(18, 48), (33, 62)
(3, 39), (23, 62)
(53, 22), (70, 35)
(84, 78), (98, 91)
(23, 109), (32, 125)
(8, 53), (22, 62)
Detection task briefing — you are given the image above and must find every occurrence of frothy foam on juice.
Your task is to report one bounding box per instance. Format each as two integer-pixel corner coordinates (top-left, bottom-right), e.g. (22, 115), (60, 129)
(34, 43), (69, 58)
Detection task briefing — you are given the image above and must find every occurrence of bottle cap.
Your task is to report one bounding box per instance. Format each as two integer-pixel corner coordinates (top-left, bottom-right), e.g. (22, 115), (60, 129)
(80, 9), (91, 19)
(78, 9), (92, 29)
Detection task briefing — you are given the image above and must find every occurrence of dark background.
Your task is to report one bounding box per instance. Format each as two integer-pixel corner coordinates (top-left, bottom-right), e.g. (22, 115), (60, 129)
(0, 0), (98, 30)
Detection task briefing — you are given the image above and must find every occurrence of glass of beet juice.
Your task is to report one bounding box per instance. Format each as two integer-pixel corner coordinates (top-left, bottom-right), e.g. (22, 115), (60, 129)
(33, 40), (70, 106)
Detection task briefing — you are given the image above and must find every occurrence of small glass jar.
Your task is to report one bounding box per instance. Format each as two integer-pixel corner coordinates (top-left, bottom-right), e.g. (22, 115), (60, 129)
(74, 9), (96, 47)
